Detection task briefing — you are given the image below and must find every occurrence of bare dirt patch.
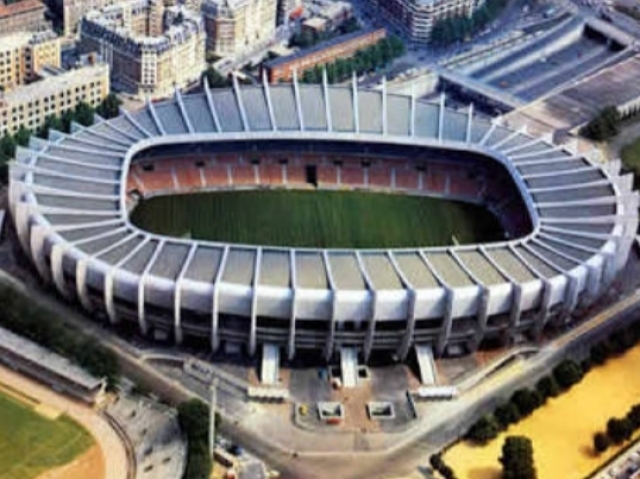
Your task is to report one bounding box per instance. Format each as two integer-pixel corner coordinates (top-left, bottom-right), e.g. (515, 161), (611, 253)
(35, 445), (104, 479)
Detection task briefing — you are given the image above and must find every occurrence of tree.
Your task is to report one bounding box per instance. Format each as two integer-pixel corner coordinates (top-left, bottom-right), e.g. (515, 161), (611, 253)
(590, 342), (612, 366)
(0, 283), (120, 388)
(0, 134), (16, 159)
(593, 431), (611, 453)
(74, 101), (95, 127)
(607, 417), (633, 444)
(535, 376), (560, 400)
(553, 359), (583, 390)
(580, 106), (620, 141)
(290, 29), (316, 49)
(302, 69), (315, 84)
(178, 399), (215, 479)
(608, 329), (635, 354)
(325, 62), (337, 83)
(627, 404), (640, 429)
(14, 126), (31, 147)
(388, 35), (405, 57)
(500, 436), (537, 479)
(206, 51), (221, 63)
(340, 17), (361, 34)
(494, 402), (521, 428)
(466, 415), (500, 444)
(37, 115), (65, 139)
(97, 93), (122, 119)
(429, 453), (444, 471)
(203, 66), (231, 88)
(60, 109), (75, 133)
(510, 389), (543, 417)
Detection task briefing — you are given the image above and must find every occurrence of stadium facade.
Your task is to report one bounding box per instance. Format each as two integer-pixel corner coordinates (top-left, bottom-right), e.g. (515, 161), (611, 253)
(9, 77), (639, 361)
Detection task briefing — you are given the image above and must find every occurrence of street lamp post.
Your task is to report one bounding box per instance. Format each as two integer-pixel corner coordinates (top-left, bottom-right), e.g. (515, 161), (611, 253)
(209, 378), (218, 457)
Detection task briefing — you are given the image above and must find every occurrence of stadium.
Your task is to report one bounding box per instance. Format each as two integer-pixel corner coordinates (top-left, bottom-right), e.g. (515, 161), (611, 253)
(8, 78), (639, 363)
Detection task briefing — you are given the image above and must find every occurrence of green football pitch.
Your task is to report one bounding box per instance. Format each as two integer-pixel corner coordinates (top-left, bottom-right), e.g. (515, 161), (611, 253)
(0, 390), (93, 479)
(131, 189), (505, 248)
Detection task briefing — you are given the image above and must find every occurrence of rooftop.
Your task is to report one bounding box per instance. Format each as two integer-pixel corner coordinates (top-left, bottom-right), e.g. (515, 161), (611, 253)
(0, 325), (105, 389)
(0, 64), (108, 107)
(0, 0), (45, 19)
(0, 30), (56, 51)
(82, 1), (204, 49)
(263, 27), (386, 69)
(505, 51), (640, 133)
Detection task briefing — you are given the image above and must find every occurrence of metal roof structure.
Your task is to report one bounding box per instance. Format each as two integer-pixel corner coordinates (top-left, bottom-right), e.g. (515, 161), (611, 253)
(9, 78), (638, 360)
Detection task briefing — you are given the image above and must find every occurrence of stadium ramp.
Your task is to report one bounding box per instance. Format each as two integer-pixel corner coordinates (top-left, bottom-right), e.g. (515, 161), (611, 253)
(415, 345), (438, 386)
(340, 347), (359, 388)
(260, 343), (280, 385)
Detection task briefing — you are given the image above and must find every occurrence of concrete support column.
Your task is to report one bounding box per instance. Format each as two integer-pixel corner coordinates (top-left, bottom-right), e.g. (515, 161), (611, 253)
(352, 72), (359, 134)
(248, 248), (262, 357)
(322, 68), (332, 132)
(465, 103), (474, 143)
(104, 270), (118, 324)
(437, 92), (445, 142)
(211, 284), (221, 352)
(174, 281), (184, 345)
(211, 247), (229, 352)
(563, 274), (580, 315)
(174, 245), (197, 345)
(534, 280), (553, 340)
(50, 244), (71, 299)
(75, 259), (93, 311)
(398, 289), (418, 361)
(585, 262), (603, 303)
(436, 288), (454, 356)
(29, 224), (52, 284)
(472, 288), (490, 350)
(324, 290), (337, 362)
(508, 284), (523, 336)
(288, 290), (297, 361)
(292, 70), (305, 131)
(363, 290), (378, 362)
(138, 275), (149, 336)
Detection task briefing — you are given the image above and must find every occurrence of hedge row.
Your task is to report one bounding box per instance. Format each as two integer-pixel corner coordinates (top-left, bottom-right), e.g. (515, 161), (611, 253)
(177, 399), (222, 479)
(467, 318), (640, 445)
(593, 404), (640, 453)
(429, 453), (459, 479)
(465, 359), (584, 444)
(0, 283), (119, 388)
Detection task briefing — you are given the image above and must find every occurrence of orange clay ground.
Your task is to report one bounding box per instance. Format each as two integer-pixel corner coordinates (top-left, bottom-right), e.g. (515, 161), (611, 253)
(444, 344), (640, 479)
(35, 446), (104, 479)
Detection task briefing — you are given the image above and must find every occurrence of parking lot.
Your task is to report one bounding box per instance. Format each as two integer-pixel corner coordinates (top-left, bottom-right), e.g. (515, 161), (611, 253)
(595, 447), (640, 479)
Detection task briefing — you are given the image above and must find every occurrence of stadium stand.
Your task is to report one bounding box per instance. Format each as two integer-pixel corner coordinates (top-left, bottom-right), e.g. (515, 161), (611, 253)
(8, 82), (638, 364)
(0, 326), (106, 404)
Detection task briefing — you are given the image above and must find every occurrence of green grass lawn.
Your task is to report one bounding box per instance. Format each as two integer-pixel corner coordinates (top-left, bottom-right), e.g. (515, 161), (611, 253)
(131, 189), (505, 248)
(0, 391), (93, 479)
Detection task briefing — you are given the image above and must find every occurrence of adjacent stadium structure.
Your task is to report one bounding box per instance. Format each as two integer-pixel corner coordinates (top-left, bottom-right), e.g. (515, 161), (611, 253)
(8, 77), (639, 362)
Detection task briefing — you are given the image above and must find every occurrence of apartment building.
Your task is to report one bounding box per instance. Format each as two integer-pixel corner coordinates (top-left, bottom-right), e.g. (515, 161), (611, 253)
(202, 0), (277, 57)
(0, 31), (61, 91)
(79, 0), (206, 99)
(0, 0), (49, 34)
(366, 0), (483, 43)
(263, 28), (386, 82)
(0, 63), (109, 136)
